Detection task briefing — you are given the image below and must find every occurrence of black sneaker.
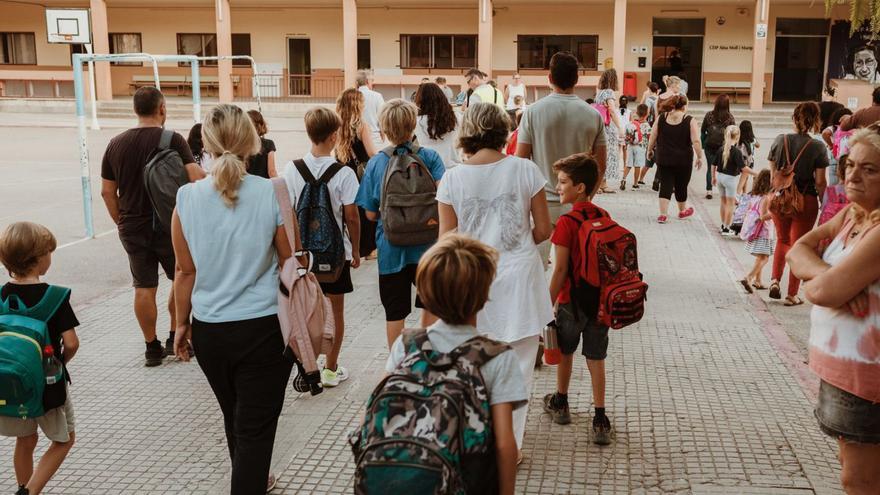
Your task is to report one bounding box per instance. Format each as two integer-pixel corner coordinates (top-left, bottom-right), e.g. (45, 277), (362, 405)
(638, 180), (646, 185)
(632, 184), (640, 190)
(16, 485), (29, 495)
(145, 339), (165, 367)
(592, 415), (612, 445)
(165, 335), (194, 358)
(706, 193), (713, 200)
(542, 393), (571, 425)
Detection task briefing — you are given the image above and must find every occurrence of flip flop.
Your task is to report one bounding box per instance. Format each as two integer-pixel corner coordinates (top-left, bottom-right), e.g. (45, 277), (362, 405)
(784, 296), (804, 306)
(752, 283), (767, 290)
(739, 279), (754, 294)
(516, 451), (524, 466)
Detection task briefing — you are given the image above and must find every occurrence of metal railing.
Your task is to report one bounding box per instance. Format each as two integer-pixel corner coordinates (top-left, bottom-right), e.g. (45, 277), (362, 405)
(233, 73), (344, 102)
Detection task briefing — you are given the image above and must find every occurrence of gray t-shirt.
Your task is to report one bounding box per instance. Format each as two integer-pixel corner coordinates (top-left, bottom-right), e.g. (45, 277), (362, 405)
(518, 93), (607, 201)
(385, 321), (529, 409)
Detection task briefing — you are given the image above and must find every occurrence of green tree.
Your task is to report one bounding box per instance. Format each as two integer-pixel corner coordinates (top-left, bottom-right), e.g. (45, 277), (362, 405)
(827, 0), (880, 34)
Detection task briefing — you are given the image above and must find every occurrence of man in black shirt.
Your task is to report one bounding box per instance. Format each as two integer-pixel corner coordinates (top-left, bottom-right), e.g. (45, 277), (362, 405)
(100, 87), (204, 366)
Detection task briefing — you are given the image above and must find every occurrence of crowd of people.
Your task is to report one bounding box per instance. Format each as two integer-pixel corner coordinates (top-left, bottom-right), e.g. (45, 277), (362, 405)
(1, 54), (879, 495)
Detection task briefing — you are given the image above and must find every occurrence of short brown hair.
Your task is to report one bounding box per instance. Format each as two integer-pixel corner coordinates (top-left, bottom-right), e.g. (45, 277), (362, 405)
(379, 99), (418, 145)
(247, 109), (268, 136)
(0, 222), (57, 277)
(304, 107), (342, 144)
(133, 86), (164, 117)
(416, 234), (498, 325)
(553, 153), (600, 196)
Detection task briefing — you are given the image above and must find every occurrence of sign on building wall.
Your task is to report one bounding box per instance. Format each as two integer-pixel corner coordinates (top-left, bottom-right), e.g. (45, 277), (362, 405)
(828, 20), (880, 84)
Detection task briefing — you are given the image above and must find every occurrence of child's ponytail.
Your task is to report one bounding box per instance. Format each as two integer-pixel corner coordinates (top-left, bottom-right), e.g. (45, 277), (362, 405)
(721, 125), (740, 170)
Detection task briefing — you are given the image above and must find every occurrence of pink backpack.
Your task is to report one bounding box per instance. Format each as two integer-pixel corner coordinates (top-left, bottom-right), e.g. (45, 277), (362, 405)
(272, 178), (335, 394)
(819, 185), (849, 226)
(592, 102), (611, 126)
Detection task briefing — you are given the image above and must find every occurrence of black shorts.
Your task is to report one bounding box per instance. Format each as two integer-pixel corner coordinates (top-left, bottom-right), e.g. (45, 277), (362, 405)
(556, 303), (609, 360)
(118, 227), (175, 289)
(319, 262), (353, 295)
(378, 264), (424, 322)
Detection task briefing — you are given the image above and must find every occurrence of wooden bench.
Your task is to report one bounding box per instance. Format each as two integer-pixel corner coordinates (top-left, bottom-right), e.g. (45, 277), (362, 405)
(129, 75), (187, 95)
(705, 81), (752, 103)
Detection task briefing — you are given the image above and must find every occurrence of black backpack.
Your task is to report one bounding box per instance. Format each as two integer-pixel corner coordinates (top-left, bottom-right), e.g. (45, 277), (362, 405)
(704, 119), (727, 152)
(294, 160), (347, 283)
(143, 129), (189, 233)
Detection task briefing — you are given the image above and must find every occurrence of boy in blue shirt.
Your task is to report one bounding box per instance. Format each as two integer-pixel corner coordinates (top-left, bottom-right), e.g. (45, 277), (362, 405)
(355, 99), (446, 348)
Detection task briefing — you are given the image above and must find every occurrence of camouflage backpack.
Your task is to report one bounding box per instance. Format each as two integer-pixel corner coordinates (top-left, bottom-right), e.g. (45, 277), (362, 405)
(349, 328), (510, 495)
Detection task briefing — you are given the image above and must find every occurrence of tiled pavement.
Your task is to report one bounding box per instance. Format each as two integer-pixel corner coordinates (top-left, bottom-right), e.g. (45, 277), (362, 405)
(1, 188), (842, 494)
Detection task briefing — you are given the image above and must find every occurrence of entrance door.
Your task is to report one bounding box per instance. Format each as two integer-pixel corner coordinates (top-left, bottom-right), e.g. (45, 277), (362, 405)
(651, 18), (705, 101)
(771, 19), (829, 102)
(287, 38), (311, 96)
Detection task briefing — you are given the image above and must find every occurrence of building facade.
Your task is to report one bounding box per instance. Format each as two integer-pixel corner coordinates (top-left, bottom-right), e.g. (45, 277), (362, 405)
(0, 0), (855, 109)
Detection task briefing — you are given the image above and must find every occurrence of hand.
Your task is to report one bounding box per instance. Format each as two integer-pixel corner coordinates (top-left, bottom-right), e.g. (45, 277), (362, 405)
(647, 150), (654, 161)
(174, 323), (192, 362)
(712, 176), (717, 186)
(846, 290), (870, 318)
(695, 157), (703, 170)
(351, 253), (361, 269)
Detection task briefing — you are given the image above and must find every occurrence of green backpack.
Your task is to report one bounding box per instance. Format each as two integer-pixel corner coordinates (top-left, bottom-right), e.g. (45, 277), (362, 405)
(0, 286), (69, 419)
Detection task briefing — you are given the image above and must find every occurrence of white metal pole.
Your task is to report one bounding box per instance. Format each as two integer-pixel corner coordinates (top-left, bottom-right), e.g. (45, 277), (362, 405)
(85, 44), (100, 130)
(72, 54), (95, 238)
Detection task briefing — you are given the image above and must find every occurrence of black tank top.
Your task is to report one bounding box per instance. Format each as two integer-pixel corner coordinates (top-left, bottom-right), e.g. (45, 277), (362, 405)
(656, 114), (693, 167)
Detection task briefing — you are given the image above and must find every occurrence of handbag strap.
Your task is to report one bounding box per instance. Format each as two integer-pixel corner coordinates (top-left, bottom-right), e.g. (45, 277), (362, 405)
(271, 177), (306, 267)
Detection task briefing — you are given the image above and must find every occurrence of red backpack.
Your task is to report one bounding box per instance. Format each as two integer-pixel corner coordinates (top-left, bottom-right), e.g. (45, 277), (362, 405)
(565, 206), (648, 329)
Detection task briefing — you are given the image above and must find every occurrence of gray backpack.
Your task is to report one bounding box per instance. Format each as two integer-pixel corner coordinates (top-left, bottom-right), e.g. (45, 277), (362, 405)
(379, 144), (439, 246)
(143, 129), (188, 233)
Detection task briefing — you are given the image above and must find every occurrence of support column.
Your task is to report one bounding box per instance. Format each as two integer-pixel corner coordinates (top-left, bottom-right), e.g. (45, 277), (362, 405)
(89, 0), (113, 101)
(750, 0), (769, 109)
(477, 0), (492, 77)
(612, 0), (626, 74)
(215, 0), (233, 103)
(343, 0), (358, 88)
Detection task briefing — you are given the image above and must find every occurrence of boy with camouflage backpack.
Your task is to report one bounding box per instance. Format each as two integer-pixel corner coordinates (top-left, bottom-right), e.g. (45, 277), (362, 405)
(349, 235), (526, 495)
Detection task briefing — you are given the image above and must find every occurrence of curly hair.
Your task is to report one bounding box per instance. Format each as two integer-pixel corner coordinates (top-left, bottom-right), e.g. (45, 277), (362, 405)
(458, 102), (511, 155)
(415, 83), (457, 140)
(599, 69), (619, 91)
(792, 101), (821, 135)
(335, 88), (364, 164)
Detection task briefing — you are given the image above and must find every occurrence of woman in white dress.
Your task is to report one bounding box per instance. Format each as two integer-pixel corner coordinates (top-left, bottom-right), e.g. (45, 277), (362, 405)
(414, 82), (461, 169)
(437, 102), (554, 461)
(505, 73), (527, 110)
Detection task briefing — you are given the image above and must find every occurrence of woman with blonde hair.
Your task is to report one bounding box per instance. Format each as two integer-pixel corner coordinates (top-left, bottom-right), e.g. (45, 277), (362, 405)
(437, 102), (553, 462)
(171, 104), (294, 493)
(787, 124), (880, 494)
(337, 88), (378, 258)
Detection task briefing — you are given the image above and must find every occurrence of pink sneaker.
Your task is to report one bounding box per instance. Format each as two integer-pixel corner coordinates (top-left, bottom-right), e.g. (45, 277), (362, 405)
(657, 215), (668, 224)
(678, 207), (695, 219)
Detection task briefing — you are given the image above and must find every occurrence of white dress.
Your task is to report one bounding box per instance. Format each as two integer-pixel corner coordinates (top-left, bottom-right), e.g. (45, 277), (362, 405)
(436, 155), (554, 343)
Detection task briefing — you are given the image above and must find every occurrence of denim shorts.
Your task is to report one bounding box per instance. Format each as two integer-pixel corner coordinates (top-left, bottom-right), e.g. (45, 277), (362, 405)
(815, 381), (880, 444)
(556, 303), (609, 360)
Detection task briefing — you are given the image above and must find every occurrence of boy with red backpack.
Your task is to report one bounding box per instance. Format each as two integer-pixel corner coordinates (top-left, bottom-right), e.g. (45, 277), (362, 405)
(543, 153), (647, 446)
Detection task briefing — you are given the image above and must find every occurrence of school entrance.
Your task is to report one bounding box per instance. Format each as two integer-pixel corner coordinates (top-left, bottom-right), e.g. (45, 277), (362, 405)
(772, 18), (829, 101)
(287, 37), (311, 96)
(651, 18), (704, 101)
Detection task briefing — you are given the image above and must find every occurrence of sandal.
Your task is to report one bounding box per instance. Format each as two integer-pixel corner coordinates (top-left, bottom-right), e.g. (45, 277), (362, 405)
(752, 283), (767, 290)
(768, 282), (782, 300)
(516, 450), (524, 466)
(784, 295), (804, 306)
(739, 279), (754, 294)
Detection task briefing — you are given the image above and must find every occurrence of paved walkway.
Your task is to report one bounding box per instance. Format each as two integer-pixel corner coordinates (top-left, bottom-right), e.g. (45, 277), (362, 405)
(0, 188), (841, 494)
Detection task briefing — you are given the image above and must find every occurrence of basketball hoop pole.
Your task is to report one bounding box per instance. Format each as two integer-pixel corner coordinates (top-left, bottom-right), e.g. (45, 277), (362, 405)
(84, 44), (100, 130)
(72, 54), (95, 238)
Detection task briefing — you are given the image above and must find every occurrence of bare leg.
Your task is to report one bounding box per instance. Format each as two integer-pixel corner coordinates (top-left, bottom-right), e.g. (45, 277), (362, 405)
(754, 255), (769, 286)
(586, 359), (606, 408)
(386, 320), (405, 349)
(556, 353), (574, 394)
(677, 201), (688, 214)
(659, 198), (670, 216)
(26, 433), (75, 495)
(14, 434), (38, 487)
(838, 438), (880, 495)
(133, 287), (158, 343)
(326, 294), (345, 371)
(167, 287), (176, 336)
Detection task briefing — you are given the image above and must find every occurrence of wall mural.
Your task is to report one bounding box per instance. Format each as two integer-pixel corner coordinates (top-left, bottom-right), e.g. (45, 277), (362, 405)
(828, 20), (880, 84)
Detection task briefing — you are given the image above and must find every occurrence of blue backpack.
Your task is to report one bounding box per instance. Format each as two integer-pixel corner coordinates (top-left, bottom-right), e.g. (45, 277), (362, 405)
(294, 159), (347, 283)
(0, 286), (68, 419)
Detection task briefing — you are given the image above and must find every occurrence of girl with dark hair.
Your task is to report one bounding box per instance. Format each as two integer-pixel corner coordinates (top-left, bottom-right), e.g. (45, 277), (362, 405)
(246, 110), (277, 178)
(187, 123), (210, 170)
(738, 169), (774, 292)
(414, 82), (461, 169)
(765, 101), (829, 306)
(702, 94), (736, 199)
(736, 120), (760, 195)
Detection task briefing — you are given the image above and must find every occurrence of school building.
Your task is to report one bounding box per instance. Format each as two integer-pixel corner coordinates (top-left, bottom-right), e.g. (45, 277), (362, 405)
(0, 0), (852, 109)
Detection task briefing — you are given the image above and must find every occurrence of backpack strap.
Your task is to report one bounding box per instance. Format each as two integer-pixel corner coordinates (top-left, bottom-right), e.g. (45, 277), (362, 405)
(381, 146), (396, 158)
(158, 128), (174, 151)
(783, 134), (810, 173)
(402, 328), (430, 354)
(271, 177), (307, 262)
(317, 162), (345, 184)
(293, 159), (317, 184)
(450, 335), (510, 368)
(26, 285), (71, 323)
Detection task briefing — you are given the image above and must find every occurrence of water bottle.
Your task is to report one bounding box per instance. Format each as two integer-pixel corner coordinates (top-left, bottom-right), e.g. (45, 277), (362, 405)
(42, 345), (63, 385)
(542, 321), (561, 366)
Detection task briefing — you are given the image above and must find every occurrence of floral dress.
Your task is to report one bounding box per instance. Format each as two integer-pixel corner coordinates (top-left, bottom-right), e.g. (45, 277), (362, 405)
(596, 88), (620, 183)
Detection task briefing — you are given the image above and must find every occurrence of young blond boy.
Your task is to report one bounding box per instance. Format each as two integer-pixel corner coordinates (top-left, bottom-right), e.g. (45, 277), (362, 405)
(0, 222), (80, 495)
(282, 107), (361, 387)
(543, 153), (614, 446)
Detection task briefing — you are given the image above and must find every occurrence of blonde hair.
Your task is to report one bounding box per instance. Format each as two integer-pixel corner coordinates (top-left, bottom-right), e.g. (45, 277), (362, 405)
(304, 106), (342, 145)
(202, 104), (260, 207)
(458, 102), (511, 155)
(0, 222), (56, 277)
(845, 127), (880, 225)
(379, 99), (417, 145)
(416, 234), (498, 325)
(335, 89), (364, 163)
(666, 75), (682, 91)
(721, 125), (741, 170)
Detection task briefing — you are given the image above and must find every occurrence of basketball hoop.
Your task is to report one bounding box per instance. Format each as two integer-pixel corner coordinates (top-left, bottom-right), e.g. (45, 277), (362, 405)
(45, 8), (92, 45)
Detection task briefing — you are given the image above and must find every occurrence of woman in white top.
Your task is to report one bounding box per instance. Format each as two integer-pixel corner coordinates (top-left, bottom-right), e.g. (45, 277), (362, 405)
(414, 82), (461, 169)
(504, 73), (527, 110)
(437, 102), (553, 458)
(171, 104), (293, 493)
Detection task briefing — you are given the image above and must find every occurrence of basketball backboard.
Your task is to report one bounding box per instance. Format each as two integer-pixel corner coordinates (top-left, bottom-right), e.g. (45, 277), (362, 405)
(46, 8), (91, 44)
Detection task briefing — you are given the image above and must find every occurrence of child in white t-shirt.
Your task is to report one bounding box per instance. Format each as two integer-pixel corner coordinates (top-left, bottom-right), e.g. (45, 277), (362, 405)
(622, 104), (651, 190)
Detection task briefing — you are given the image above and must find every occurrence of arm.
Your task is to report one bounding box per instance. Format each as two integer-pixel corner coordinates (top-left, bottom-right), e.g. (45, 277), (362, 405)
(171, 209), (196, 361)
(548, 243), (570, 303)
(101, 179), (121, 225)
(491, 402), (517, 495)
(361, 123), (378, 157)
(802, 227), (880, 308)
(815, 165), (828, 200)
(503, 85), (510, 104)
(185, 163), (207, 182)
(438, 202), (458, 236)
(690, 118), (704, 169)
(593, 143), (608, 182)
(515, 142), (532, 160)
(839, 111), (855, 132)
(530, 190), (552, 244)
(646, 118), (660, 160)
(607, 98), (623, 136)
(343, 204), (361, 268)
(821, 127), (834, 149)
(267, 152), (278, 178)
(60, 329), (79, 364)
(787, 206), (849, 281)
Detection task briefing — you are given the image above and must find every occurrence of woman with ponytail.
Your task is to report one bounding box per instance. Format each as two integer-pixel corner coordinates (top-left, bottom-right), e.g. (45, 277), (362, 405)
(713, 124), (756, 235)
(170, 104), (294, 493)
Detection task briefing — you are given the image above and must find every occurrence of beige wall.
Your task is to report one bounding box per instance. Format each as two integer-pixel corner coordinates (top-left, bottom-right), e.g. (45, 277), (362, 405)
(1, 3), (77, 67)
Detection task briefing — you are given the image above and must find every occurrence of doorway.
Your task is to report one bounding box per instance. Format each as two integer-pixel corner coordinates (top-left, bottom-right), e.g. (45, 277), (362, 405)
(772, 18), (829, 102)
(287, 38), (311, 96)
(651, 18), (705, 101)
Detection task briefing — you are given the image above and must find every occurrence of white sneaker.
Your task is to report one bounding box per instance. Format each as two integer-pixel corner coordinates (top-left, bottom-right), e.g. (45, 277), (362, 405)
(321, 366), (349, 387)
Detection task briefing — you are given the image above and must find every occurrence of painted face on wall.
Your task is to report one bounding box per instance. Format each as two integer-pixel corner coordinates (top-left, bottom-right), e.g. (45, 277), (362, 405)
(853, 49), (878, 81)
